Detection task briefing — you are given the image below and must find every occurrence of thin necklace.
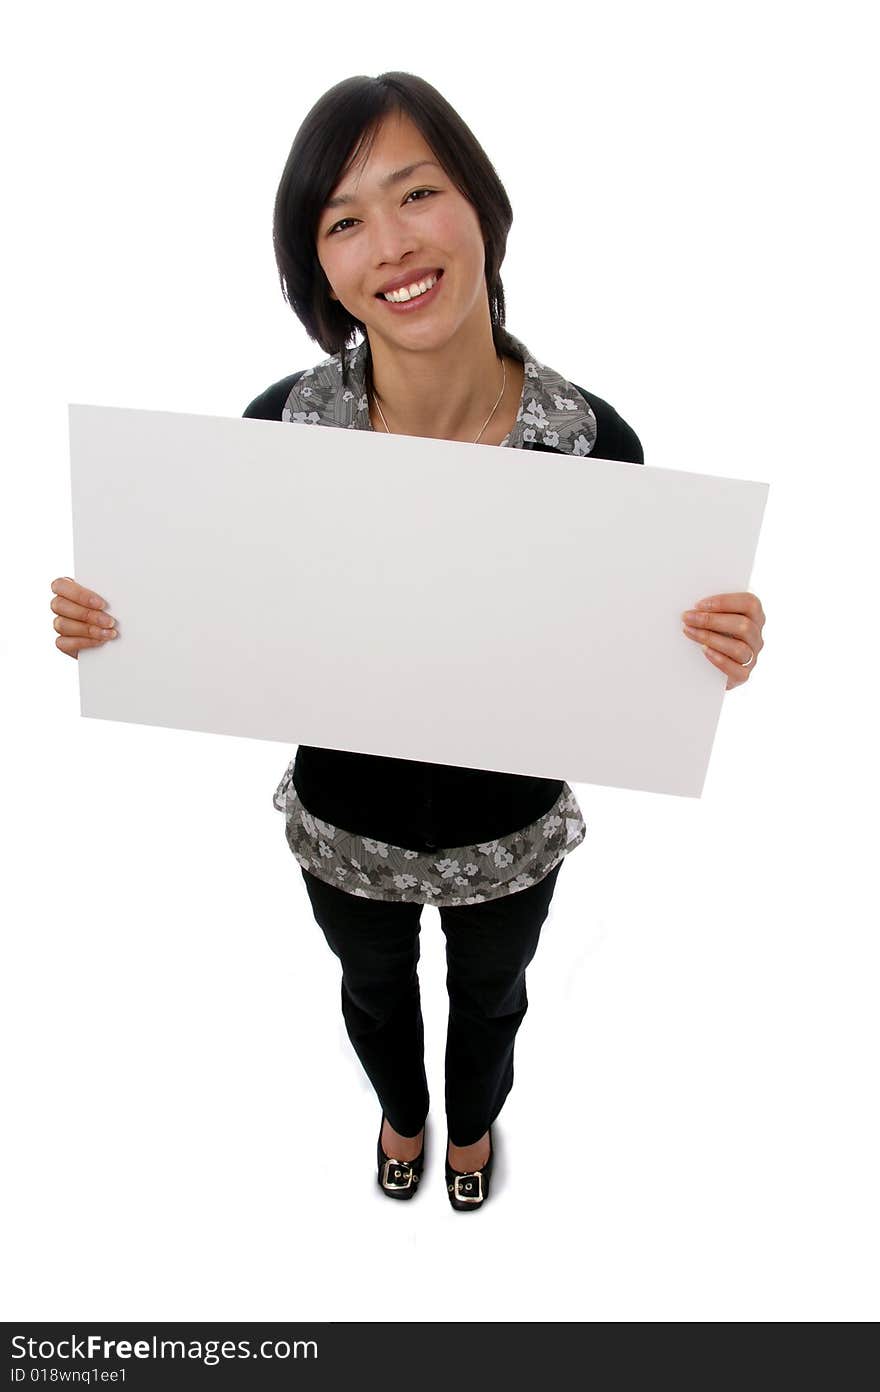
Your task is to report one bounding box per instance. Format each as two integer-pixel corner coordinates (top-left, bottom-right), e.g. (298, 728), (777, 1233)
(371, 355), (507, 444)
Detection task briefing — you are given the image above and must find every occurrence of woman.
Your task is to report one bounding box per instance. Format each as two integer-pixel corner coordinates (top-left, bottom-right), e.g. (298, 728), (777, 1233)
(49, 72), (766, 1211)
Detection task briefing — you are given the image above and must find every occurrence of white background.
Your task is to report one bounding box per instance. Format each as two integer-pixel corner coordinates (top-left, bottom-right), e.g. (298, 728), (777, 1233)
(2, 0), (877, 1323)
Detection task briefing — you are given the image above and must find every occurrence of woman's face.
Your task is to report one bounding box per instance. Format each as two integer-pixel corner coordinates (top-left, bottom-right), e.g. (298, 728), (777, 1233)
(316, 110), (490, 353)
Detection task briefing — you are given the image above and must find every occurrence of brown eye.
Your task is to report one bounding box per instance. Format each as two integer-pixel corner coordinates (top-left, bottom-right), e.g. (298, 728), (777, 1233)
(327, 188), (437, 236)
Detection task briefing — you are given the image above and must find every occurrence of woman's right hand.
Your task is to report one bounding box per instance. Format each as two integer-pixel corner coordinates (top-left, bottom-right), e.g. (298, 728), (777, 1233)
(50, 577), (119, 659)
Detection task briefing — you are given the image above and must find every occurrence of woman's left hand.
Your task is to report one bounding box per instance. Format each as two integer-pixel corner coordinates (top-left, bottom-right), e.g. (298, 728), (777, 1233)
(681, 592), (766, 691)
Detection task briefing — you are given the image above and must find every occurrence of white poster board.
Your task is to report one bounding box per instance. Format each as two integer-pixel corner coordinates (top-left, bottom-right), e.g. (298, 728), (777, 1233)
(69, 404), (768, 797)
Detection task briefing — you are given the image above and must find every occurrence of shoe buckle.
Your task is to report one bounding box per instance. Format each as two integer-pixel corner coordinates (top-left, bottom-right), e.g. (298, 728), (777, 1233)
(382, 1158), (413, 1190)
(453, 1171), (483, 1202)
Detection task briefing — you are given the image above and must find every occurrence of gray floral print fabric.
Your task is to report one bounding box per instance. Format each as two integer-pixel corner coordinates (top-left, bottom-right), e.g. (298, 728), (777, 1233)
(273, 332), (596, 904)
(280, 331), (599, 457)
(274, 764), (586, 905)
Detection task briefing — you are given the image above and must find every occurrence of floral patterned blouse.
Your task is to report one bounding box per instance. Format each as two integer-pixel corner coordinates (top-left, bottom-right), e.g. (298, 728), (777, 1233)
(271, 332), (597, 906)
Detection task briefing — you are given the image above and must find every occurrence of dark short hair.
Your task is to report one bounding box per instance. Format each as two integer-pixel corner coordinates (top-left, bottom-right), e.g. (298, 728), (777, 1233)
(272, 71), (523, 393)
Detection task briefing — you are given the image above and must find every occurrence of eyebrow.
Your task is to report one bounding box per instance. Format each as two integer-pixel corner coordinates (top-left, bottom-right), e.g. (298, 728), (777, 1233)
(324, 160), (442, 211)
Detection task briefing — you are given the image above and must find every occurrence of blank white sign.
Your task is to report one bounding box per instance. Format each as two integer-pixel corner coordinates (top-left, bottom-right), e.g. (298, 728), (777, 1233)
(69, 404), (768, 797)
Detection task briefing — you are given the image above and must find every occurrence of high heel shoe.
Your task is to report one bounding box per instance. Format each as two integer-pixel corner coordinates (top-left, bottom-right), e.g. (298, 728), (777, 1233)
(377, 1111), (426, 1200)
(445, 1126), (494, 1211)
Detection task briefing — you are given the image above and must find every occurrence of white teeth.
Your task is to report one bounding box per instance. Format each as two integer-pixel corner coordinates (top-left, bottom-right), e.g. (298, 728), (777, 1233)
(383, 272), (439, 302)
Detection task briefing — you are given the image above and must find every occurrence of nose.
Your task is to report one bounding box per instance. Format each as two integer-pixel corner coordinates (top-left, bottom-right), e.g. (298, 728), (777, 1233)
(369, 210), (424, 270)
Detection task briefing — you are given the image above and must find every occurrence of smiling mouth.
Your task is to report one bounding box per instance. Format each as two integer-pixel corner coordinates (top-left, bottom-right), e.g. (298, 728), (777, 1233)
(375, 268), (444, 301)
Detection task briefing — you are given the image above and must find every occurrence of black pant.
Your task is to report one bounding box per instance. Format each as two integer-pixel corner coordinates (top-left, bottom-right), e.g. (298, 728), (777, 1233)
(299, 858), (564, 1147)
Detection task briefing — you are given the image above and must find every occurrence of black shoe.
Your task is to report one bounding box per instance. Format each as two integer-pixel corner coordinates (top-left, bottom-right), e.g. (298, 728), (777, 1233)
(377, 1112), (426, 1200)
(445, 1126), (494, 1211)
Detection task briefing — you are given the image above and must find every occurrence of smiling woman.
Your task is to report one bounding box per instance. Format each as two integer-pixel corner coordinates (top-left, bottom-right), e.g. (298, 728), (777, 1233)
(271, 73), (525, 443)
(45, 69), (764, 1217)
(247, 71), (653, 1208)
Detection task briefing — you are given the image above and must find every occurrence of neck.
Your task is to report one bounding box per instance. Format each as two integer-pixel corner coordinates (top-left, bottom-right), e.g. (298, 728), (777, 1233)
(366, 320), (512, 441)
